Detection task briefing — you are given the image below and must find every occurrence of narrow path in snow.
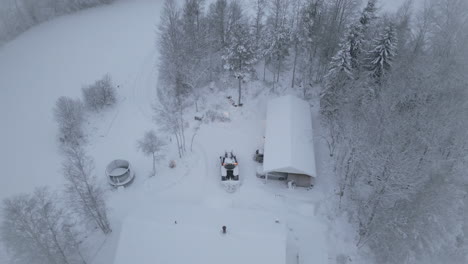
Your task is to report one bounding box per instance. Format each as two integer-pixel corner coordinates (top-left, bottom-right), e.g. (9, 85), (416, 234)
(130, 48), (158, 122)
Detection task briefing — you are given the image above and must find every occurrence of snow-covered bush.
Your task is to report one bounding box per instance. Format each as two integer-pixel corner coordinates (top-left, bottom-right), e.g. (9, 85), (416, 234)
(82, 74), (117, 112)
(53, 96), (86, 147)
(203, 109), (231, 123)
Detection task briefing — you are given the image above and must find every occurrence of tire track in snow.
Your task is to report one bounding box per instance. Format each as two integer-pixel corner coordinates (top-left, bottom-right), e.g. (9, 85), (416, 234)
(130, 48), (158, 123)
(98, 48), (156, 138)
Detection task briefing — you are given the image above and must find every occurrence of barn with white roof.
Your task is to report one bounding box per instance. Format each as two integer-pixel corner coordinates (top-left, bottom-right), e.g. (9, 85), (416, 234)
(262, 95), (317, 187)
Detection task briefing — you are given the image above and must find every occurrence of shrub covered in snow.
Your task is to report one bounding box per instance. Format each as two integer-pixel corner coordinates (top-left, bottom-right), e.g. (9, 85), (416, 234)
(53, 96), (86, 147)
(82, 74), (117, 111)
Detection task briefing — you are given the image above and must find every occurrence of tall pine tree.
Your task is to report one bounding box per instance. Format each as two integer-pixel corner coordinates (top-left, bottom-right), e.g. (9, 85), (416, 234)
(320, 41), (353, 119)
(360, 0), (378, 27)
(366, 25), (397, 84)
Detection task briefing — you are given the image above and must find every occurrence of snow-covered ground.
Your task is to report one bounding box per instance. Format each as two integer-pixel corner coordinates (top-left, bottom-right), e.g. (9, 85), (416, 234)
(0, 0), (161, 261)
(0, 1), (358, 263)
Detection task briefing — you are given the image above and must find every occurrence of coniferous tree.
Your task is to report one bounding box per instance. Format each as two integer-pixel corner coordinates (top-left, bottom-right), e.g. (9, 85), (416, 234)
(345, 23), (364, 71)
(326, 43), (354, 81)
(359, 0), (378, 27)
(342, 0), (379, 74)
(320, 41), (353, 119)
(366, 25), (397, 84)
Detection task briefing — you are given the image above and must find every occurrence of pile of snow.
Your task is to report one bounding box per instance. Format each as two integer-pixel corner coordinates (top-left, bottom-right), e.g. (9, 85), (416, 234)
(221, 180), (240, 193)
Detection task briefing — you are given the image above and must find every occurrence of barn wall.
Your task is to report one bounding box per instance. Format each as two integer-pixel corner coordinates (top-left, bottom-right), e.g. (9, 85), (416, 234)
(287, 173), (312, 187)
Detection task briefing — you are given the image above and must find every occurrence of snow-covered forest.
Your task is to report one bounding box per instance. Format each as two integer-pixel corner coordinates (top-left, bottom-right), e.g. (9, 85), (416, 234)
(0, 0), (467, 263)
(0, 0), (115, 44)
(157, 0), (468, 263)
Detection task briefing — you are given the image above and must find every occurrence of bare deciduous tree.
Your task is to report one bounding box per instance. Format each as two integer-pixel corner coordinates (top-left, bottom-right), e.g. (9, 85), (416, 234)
(137, 130), (166, 176)
(1, 187), (86, 264)
(62, 145), (112, 235)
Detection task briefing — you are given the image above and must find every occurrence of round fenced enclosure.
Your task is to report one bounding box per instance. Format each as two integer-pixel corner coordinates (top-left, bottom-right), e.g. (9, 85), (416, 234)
(106, 159), (135, 187)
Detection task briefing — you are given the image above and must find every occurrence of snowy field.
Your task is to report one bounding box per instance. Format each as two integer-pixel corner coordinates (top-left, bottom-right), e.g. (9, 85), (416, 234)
(0, 0), (357, 263)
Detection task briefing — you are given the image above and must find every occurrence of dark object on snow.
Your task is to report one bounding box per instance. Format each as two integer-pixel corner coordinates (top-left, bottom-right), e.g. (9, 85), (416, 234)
(174, 221), (177, 224)
(222, 226), (227, 234)
(194, 115), (203, 121)
(169, 160), (176, 168)
(227, 96), (236, 106)
(254, 149), (264, 163)
(220, 152), (239, 181)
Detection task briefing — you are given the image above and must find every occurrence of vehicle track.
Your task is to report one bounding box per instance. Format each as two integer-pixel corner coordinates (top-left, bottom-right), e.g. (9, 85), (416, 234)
(130, 48), (158, 123)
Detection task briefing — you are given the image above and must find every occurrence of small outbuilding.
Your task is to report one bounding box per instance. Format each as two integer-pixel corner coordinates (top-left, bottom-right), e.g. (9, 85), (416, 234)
(262, 95), (317, 187)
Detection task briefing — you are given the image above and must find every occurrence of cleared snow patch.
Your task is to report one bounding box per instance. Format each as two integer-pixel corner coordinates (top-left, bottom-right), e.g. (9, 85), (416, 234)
(113, 204), (286, 264)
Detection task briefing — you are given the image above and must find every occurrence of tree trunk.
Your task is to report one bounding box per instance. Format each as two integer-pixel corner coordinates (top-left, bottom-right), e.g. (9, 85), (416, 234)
(175, 132), (182, 158)
(276, 58), (281, 83)
(152, 152), (156, 176)
(179, 112), (186, 153)
(238, 77), (242, 105)
(73, 153), (111, 234)
(190, 131), (197, 152)
(82, 169), (111, 234)
(291, 42), (299, 88)
(263, 59), (267, 81)
(43, 214), (70, 264)
(181, 124), (186, 153)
